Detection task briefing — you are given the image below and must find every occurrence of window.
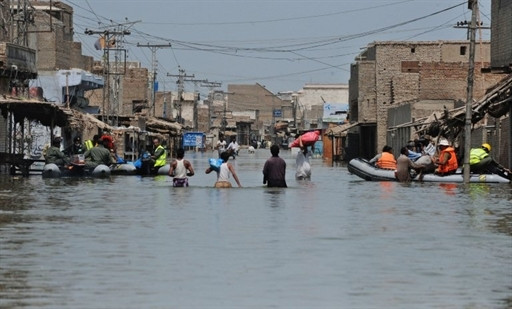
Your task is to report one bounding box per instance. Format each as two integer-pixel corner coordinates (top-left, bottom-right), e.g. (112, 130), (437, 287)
(460, 46), (467, 55)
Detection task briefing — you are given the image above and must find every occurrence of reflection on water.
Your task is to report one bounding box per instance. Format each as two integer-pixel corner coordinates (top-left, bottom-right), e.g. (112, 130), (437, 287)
(0, 148), (511, 309)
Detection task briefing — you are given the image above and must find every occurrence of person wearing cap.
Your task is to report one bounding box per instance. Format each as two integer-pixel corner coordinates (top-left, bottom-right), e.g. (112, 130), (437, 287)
(45, 137), (70, 166)
(65, 136), (85, 156)
(434, 138), (458, 176)
(470, 143), (512, 179)
(369, 145), (397, 170)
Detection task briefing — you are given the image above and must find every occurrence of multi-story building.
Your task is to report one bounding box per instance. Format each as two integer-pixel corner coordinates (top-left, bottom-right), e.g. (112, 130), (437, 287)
(347, 40), (503, 160)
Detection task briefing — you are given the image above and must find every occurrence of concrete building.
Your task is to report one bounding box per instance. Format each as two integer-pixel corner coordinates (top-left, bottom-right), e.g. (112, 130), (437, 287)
(228, 83), (286, 142)
(298, 84), (349, 129)
(347, 40), (503, 160)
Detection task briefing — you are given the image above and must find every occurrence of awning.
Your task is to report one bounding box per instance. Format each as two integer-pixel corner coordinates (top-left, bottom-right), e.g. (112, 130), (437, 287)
(414, 73), (512, 136)
(0, 99), (71, 128)
(324, 122), (359, 137)
(145, 117), (182, 136)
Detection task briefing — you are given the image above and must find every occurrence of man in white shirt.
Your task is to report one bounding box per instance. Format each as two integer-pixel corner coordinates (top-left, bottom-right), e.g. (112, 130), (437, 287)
(226, 138), (240, 157)
(216, 136), (227, 157)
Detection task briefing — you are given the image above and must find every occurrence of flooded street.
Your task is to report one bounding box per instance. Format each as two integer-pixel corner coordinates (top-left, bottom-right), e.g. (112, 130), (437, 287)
(1, 148), (511, 308)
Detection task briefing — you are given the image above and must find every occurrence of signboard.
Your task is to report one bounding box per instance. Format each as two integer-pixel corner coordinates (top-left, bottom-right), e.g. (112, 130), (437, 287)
(182, 132), (205, 148)
(323, 102), (348, 123)
(273, 109), (282, 117)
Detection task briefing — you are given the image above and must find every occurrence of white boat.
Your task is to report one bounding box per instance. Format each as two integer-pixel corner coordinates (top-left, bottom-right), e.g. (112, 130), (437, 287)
(347, 158), (510, 183)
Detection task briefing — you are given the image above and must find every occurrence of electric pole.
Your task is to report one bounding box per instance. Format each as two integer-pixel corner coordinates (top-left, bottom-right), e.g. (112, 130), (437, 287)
(85, 20), (138, 125)
(201, 80), (222, 131)
(463, 0), (478, 183)
(136, 43), (171, 117)
(167, 68), (194, 124)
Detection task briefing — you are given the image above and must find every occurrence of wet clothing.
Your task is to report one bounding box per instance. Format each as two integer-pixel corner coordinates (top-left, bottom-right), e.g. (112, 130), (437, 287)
(173, 178), (189, 187)
(45, 146), (70, 166)
(213, 163), (232, 188)
(436, 147), (458, 175)
(376, 152), (397, 170)
(84, 145), (112, 168)
(263, 156), (287, 188)
(395, 154), (420, 182)
(172, 159), (189, 187)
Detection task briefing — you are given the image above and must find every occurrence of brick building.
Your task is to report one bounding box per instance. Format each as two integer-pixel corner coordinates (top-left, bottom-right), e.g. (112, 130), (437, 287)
(27, 2), (94, 71)
(491, 0), (512, 71)
(347, 40), (503, 160)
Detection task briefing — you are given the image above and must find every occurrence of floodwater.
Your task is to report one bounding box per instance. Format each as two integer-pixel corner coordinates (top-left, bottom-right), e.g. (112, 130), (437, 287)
(0, 148), (511, 309)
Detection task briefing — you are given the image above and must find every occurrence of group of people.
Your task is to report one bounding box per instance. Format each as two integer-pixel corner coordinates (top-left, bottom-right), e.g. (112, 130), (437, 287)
(168, 144), (291, 188)
(44, 132), (115, 169)
(370, 136), (511, 182)
(216, 136), (240, 159)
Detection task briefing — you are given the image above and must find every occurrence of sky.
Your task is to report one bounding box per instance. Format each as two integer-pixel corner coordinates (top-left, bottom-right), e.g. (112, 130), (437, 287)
(65, 0), (492, 96)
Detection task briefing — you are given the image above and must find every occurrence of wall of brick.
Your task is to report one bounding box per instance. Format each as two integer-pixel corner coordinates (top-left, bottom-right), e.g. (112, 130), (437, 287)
(362, 41), (498, 151)
(228, 84), (281, 128)
(122, 68), (148, 115)
(351, 61), (377, 123)
(491, 0), (512, 68)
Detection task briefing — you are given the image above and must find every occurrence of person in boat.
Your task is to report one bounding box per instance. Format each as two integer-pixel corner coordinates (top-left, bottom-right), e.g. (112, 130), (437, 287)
(65, 136), (85, 156)
(263, 144), (287, 187)
(406, 140), (422, 162)
(84, 135), (100, 151)
(395, 147), (422, 182)
(369, 145), (397, 170)
(470, 143), (512, 180)
(434, 138), (458, 176)
(205, 151), (242, 188)
(45, 136), (70, 167)
(168, 148), (195, 187)
(100, 130), (115, 151)
(149, 137), (167, 172)
(84, 137), (113, 169)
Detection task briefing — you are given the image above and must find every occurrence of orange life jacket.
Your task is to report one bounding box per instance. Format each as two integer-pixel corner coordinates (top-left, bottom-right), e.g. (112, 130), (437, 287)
(436, 147), (458, 174)
(377, 152), (397, 170)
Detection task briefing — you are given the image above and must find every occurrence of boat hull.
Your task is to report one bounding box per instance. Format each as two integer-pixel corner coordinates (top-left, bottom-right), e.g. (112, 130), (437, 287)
(347, 158), (510, 183)
(42, 163), (111, 178)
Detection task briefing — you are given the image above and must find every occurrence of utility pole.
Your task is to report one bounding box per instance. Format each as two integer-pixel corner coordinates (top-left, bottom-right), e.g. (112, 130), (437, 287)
(167, 68), (194, 124)
(63, 71), (70, 108)
(85, 21), (137, 125)
(463, 0), (478, 183)
(136, 43), (171, 117)
(201, 80), (222, 131)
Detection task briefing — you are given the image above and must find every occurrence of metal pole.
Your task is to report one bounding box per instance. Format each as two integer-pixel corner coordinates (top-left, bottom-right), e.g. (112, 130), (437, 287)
(463, 0), (478, 183)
